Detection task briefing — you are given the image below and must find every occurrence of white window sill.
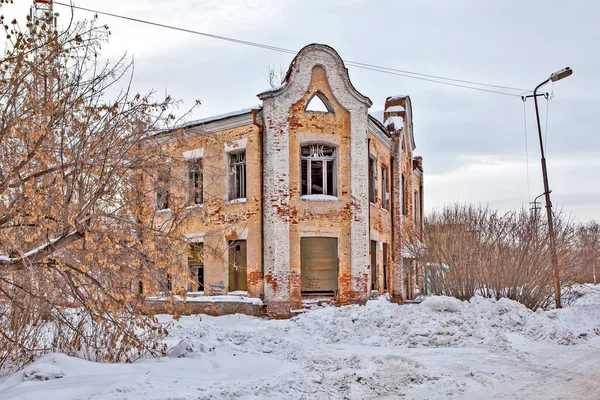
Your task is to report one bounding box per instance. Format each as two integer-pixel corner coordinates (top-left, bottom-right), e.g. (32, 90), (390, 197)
(229, 198), (247, 204)
(185, 203), (204, 209)
(370, 202), (378, 207)
(155, 208), (171, 213)
(300, 195), (339, 202)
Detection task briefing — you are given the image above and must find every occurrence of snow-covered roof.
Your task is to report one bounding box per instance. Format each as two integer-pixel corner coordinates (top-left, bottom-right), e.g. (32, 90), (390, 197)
(152, 106), (262, 137)
(174, 106), (262, 130)
(386, 95), (408, 102)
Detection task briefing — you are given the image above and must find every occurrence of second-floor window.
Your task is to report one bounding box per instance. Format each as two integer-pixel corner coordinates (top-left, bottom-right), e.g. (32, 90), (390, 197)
(401, 173), (407, 216)
(156, 173), (170, 210)
(229, 151), (246, 200)
(187, 159), (203, 205)
(381, 165), (388, 210)
(369, 156), (377, 204)
(414, 189), (420, 227)
(301, 144), (337, 196)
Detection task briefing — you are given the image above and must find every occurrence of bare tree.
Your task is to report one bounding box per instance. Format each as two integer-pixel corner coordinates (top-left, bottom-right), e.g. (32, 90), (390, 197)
(265, 64), (286, 89)
(0, 4), (198, 371)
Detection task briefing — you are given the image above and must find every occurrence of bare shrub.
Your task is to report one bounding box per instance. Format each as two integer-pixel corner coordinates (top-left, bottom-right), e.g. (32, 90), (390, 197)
(423, 204), (578, 309)
(573, 221), (600, 284)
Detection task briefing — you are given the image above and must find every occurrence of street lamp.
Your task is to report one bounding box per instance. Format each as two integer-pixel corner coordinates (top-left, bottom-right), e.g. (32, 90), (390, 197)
(533, 66), (572, 309)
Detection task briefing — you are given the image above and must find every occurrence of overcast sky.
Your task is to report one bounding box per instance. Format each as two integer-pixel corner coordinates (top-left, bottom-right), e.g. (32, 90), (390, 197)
(9, 0), (600, 221)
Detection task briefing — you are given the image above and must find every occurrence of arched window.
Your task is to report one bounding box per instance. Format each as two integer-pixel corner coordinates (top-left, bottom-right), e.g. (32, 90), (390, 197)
(301, 144), (337, 196)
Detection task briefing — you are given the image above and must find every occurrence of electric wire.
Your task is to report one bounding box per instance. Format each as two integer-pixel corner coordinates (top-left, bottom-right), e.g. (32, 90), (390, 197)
(53, 1), (528, 97)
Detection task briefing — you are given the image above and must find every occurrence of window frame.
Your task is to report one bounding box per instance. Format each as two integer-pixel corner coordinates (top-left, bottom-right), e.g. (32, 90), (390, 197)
(155, 172), (170, 211)
(187, 242), (204, 292)
(228, 150), (246, 201)
(370, 240), (378, 290)
(381, 165), (388, 210)
(414, 189), (420, 227)
(369, 156), (377, 204)
(300, 143), (338, 197)
(401, 173), (407, 216)
(187, 158), (203, 206)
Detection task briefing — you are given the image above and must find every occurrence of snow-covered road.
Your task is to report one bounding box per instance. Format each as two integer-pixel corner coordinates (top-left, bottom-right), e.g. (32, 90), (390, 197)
(2, 286), (600, 399)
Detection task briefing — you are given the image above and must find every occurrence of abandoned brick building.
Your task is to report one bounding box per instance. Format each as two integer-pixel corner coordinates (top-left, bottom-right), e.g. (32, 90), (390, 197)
(150, 44), (424, 317)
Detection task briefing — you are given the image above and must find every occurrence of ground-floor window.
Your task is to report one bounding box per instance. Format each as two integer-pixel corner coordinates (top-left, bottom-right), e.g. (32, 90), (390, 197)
(370, 240), (378, 290)
(383, 243), (389, 291)
(300, 237), (338, 295)
(188, 243), (204, 292)
(228, 240), (247, 292)
(403, 258), (412, 300)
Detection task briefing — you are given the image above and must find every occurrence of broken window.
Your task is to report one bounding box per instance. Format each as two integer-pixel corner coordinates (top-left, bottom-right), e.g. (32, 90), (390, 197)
(229, 151), (246, 200)
(371, 240), (378, 290)
(369, 156), (377, 204)
(156, 172), (170, 210)
(301, 144), (337, 196)
(381, 165), (388, 210)
(187, 159), (203, 205)
(228, 240), (247, 292)
(188, 243), (204, 292)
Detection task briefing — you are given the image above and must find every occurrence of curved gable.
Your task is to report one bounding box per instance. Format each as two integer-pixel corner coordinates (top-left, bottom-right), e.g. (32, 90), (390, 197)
(258, 43), (372, 108)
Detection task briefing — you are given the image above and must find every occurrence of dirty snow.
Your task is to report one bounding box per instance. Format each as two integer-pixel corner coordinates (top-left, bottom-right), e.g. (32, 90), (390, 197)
(2, 286), (600, 399)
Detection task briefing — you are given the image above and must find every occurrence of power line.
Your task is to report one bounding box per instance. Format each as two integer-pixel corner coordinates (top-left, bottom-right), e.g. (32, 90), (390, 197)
(342, 59), (530, 92)
(342, 62), (522, 96)
(53, 1), (528, 97)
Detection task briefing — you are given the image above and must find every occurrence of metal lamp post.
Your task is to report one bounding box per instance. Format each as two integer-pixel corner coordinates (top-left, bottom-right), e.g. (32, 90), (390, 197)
(532, 67), (572, 309)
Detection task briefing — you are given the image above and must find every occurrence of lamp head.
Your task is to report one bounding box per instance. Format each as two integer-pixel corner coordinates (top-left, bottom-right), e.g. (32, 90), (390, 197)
(550, 67), (573, 82)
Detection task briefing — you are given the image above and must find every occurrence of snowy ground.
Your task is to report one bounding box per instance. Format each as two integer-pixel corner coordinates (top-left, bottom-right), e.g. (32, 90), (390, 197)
(2, 286), (600, 399)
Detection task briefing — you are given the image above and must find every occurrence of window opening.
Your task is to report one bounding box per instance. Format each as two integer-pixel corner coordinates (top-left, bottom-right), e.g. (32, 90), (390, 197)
(156, 173), (170, 210)
(301, 144), (337, 196)
(371, 240), (378, 290)
(414, 190), (420, 227)
(383, 243), (389, 291)
(381, 165), (388, 210)
(305, 92), (332, 112)
(188, 243), (204, 292)
(163, 273), (172, 292)
(187, 159), (203, 205)
(229, 151), (246, 200)
(401, 174), (407, 216)
(369, 156), (377, 204)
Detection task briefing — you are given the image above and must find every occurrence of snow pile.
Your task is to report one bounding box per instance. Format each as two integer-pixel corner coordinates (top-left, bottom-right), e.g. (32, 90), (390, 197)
(2, 288), (600, 399)
(292, 295), (582, 348)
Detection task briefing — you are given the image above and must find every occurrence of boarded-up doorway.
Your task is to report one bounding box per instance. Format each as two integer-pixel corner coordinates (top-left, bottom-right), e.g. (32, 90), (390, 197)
(301, 237), (338, 295)
(229, 240), (247, 292)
